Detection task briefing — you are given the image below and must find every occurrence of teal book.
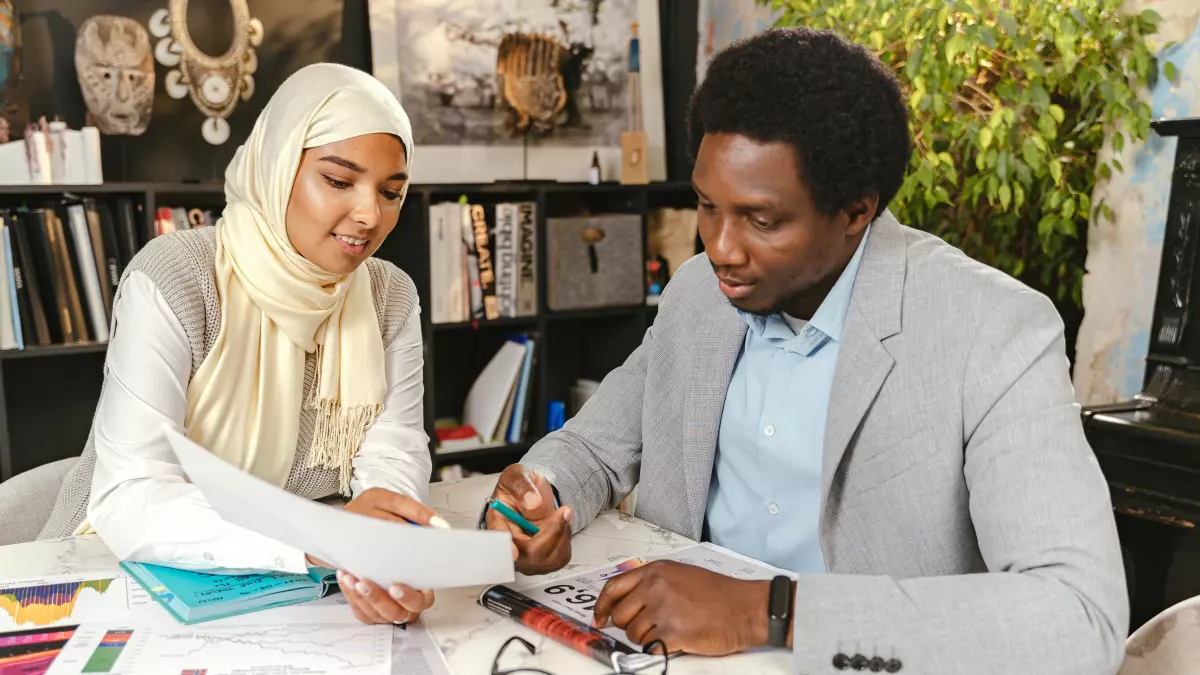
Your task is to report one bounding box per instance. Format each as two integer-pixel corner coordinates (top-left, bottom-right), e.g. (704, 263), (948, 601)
(120, 561), (339, 625)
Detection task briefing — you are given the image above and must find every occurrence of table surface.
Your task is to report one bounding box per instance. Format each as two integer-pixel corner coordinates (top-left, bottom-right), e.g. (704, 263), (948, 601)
(0, 474), (791, 675)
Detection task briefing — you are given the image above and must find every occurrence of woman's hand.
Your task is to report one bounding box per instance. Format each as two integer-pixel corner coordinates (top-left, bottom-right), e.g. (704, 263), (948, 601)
(307, 488), (445, 625)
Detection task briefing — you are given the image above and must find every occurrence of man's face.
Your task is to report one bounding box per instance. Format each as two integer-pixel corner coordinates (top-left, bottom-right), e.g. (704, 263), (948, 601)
(692, 133), (869, 317)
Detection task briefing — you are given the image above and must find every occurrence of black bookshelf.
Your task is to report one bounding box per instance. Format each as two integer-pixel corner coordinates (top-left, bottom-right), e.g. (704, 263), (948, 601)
(0, 180), (697, 482)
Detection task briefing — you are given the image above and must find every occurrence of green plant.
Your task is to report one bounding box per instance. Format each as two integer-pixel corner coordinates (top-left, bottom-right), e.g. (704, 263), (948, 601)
(767, 0), (1170, 305)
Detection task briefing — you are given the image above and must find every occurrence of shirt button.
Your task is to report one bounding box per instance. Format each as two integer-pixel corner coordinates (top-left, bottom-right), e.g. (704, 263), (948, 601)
(204, 551), (214, 562)
(764, 424), (775, 437)
(275, 557), (285, 568)
(768, 503), (780, 515)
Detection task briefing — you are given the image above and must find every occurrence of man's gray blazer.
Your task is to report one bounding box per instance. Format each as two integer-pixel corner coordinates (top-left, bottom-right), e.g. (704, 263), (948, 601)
(520, 211), (1128, 674)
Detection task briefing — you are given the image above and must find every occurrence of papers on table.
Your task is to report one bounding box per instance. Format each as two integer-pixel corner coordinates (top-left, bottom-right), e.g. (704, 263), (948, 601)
(513, 542), (793, 649)
(166, 428), (515, 590)
(0, 569), (451, 675)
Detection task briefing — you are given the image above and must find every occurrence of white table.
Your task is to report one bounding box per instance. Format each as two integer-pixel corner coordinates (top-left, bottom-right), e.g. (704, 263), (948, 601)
(0, 474), (791, 675)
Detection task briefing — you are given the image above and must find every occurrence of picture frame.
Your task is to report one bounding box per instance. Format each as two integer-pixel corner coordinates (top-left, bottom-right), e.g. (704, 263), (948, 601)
(368, 0), (667, 184)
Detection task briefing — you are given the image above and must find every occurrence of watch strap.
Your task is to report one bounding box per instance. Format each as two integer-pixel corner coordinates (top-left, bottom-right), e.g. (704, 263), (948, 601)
(768, 575), (792, 648)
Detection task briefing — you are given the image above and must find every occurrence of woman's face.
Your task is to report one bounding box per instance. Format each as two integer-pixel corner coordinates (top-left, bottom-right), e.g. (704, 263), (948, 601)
(285, 133), (409, 275)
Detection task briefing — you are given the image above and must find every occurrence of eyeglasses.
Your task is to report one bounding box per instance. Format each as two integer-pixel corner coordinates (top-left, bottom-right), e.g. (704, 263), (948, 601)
(490, 636), (670, 675)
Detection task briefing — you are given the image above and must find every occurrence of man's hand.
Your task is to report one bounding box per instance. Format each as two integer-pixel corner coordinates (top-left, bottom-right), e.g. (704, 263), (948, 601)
(307, 488), (440, 625)
(591, 560), (774, 656)
(484, 464), (573, 575)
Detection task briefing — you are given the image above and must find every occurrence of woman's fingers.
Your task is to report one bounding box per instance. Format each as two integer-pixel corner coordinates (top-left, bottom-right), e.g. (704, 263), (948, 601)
(344, 489), (450, 529)
(352, 576), (414, 623)
(339, 571), (389, 624)
(389, 584), (434, 615)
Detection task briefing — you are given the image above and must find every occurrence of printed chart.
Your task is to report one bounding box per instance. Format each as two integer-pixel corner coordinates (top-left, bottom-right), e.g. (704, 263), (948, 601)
(0, 625), (79, 675)
(0, 582), (115, 629)
(0, 575), (155, 632)
(45, 623), (393, 675)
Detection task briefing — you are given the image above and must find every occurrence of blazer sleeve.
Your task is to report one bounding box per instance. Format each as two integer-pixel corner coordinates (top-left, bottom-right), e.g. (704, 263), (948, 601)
(518, 330), (653, 535)
(789, 289), (1128, 675)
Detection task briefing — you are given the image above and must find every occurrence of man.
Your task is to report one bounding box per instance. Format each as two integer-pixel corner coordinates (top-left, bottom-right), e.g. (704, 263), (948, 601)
(484, 27), (1127, 674)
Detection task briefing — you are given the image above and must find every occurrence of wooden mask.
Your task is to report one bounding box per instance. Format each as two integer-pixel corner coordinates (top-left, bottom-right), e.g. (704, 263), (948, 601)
(74, 16), (155, 136)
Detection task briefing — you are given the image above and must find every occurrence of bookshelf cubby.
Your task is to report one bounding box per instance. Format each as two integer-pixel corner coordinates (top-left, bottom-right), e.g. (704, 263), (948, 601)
(0, 180), (697, 482)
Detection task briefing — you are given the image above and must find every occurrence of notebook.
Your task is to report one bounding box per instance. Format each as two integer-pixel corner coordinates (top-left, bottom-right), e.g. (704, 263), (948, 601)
(121, 561), (339, 625)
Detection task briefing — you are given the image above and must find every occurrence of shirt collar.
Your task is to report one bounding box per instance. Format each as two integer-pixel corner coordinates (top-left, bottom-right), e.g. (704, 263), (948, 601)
(737, 224), (871, 344)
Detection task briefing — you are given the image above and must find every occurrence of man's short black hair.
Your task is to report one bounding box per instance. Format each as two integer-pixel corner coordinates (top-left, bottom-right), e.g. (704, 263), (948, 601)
(688, 27), (912, 219)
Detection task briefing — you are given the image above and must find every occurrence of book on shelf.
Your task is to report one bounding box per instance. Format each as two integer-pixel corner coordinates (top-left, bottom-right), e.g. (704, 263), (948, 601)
(85, 198), (119, 316)
(0, 226), (18, 350)
(5, 211), (50, 347)
(437, 332), (538, 454)
(45, 205), (90, 343)
(113, 196), (142, 263)
(65, 201), (110, 342)
(121, 560), (339, 625)
(0, 196), (155, 350)
(430, 199), (538, 324)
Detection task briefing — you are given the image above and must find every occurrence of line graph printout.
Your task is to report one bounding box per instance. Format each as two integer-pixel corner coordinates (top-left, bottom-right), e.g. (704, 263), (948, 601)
(0, 574), (160, 631)
(44, 623), (392, 675)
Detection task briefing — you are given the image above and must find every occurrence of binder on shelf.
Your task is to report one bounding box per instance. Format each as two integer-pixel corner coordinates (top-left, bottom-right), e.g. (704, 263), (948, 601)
(5, 211), (51, 346)
(0, 227), (18, 350)
(65, 202), (110, 342)
(83, 199), (116, 317)
(113, 197), (140, 269)
(95, 200), (122, 307)
(3, 227), (24, 351)
(44, 208), (88, 343)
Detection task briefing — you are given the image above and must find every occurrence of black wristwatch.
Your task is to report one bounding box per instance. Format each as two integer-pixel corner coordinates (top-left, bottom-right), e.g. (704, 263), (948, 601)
(767, 575), (793, 648)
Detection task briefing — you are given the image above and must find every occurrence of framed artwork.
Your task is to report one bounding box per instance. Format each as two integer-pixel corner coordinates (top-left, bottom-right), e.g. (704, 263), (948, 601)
(368, 0), (666, 184)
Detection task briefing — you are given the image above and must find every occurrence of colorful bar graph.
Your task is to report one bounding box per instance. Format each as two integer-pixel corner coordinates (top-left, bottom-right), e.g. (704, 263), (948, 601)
(81, 630), (132, 674)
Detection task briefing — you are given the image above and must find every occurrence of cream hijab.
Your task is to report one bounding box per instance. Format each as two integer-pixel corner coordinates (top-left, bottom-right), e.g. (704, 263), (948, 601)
(184, 63), (414, 494)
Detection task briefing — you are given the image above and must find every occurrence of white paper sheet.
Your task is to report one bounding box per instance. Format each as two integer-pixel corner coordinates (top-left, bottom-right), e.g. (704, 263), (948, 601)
(391, 622), (452, 675)
(166, 429), (514, 590)
(44, 621), (394, 675)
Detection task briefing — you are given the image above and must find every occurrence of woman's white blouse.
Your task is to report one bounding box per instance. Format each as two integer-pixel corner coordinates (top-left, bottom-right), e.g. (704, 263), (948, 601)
(86, 270), (432, 575)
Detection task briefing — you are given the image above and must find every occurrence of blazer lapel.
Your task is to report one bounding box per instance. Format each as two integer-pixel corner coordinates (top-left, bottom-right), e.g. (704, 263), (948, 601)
(821, 212), (907, 516)
(682, 298), (747, 539)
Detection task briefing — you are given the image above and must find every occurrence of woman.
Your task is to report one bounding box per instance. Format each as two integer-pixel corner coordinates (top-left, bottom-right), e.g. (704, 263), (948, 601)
(38, 63), (436, 626)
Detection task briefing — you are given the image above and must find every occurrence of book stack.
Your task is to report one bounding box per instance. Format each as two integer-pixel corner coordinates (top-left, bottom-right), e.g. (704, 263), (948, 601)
(154, 205), (217, 238)
(0, 198), (144, 349)
(122, 560), (339, 625)
(436, 332), (538, 455)
(429, 199), (538, 324)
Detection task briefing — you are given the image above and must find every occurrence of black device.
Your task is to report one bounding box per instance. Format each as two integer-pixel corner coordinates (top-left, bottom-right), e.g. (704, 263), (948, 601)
(767, 575), (792, 648)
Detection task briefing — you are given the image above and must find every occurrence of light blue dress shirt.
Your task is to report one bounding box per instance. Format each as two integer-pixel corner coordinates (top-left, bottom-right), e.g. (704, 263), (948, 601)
(704, 227), (870, 574)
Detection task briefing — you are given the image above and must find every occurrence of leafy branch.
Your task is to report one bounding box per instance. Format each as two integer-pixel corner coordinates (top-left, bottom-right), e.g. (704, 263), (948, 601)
(766, 0), (1172, 306)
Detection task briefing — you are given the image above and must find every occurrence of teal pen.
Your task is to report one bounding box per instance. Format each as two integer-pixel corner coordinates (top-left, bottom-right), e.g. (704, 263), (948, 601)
(487, 498), (541, 535)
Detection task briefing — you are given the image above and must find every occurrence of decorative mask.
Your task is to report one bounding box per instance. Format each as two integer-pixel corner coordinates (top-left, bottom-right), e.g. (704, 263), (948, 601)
(74, 16), (155, 136)
(0, 0), (20, 108)
(496, 33), (567, 136)
(149, 0), (261, 145)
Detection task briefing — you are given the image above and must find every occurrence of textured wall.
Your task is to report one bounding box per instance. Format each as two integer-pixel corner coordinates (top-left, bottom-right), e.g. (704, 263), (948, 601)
(1073, 0), (1200, 404)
